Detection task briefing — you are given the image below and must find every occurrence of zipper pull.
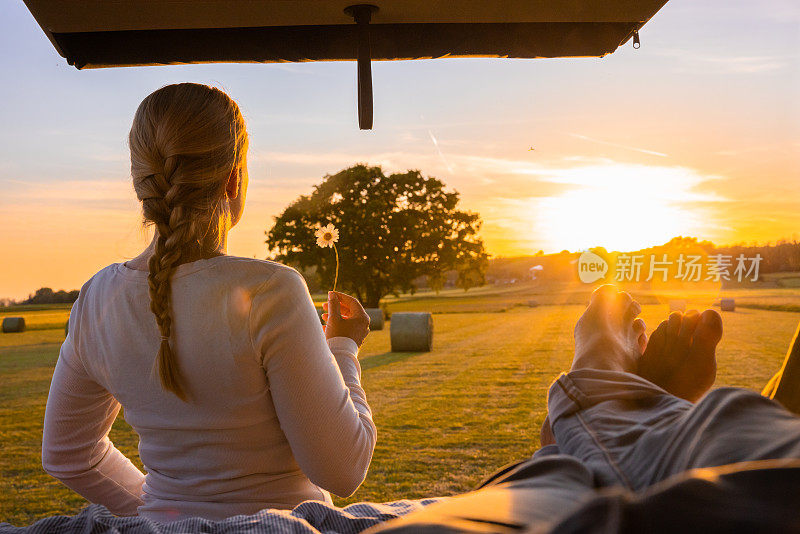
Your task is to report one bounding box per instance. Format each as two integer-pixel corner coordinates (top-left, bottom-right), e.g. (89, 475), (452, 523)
(633, 30), (641, 49)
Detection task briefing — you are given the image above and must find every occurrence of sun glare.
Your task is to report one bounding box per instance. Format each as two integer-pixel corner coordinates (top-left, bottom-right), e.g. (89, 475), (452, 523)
(519, 163), (726, 253)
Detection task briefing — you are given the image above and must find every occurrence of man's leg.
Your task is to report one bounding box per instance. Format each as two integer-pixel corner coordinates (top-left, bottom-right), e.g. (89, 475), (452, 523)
(549, 285), (800, 490)
(367, 454), (597, 534)
(547, 460), (800, 534)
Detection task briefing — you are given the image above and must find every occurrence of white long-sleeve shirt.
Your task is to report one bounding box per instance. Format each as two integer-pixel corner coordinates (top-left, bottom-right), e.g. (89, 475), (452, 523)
(42, 256), (376, 522)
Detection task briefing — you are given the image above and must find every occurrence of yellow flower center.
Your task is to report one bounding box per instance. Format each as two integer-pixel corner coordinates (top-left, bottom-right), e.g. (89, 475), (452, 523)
(323, 232), (333, 240)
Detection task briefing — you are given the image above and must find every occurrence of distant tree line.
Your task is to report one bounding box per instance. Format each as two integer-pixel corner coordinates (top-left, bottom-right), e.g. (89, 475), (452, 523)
(486, 237), (800, 284)
(716, 239), (800, 273)
(0, 287), (80, 307)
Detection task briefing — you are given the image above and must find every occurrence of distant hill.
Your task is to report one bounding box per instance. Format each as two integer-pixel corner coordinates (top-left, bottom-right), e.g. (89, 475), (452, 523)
(484, 237), (800, 286)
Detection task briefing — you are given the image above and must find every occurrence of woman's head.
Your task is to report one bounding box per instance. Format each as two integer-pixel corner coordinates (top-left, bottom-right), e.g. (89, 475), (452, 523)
(129, 83), (248, 400)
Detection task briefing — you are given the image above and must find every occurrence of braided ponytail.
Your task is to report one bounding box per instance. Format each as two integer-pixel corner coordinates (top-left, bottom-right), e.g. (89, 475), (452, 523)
(130, 84), (248, 401)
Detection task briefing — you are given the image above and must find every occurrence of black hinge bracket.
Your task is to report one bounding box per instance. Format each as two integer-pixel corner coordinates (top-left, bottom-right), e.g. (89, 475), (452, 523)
(345, 5), (379, 130)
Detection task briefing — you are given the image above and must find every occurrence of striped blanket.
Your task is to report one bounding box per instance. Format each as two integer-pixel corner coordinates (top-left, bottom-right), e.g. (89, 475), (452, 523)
(0, 499), (443, 534)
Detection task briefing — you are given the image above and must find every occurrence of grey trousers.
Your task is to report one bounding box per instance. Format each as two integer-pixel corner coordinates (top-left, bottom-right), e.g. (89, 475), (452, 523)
(371, 369), (800, 533)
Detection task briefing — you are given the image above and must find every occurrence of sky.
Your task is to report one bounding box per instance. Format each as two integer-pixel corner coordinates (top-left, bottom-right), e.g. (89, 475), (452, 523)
(1, 0), (799, 300)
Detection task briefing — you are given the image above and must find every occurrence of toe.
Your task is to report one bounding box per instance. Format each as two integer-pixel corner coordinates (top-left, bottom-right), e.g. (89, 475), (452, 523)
(633, 318), (647, 354)
(694, 309), (723, 346)
(667, 312), (682, 338)
(625, 299), (642, 321)
(679, 309), (722, 402)
(616, 291), (633, 309)
(639, 320), (667, 378)
(590, 284), (619, 305)
(679, 310), (701, 343)
(633, 317), (646, 333)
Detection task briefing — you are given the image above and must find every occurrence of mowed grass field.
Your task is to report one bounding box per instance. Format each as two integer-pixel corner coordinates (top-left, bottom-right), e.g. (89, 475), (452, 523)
(2, 289), (800, 525)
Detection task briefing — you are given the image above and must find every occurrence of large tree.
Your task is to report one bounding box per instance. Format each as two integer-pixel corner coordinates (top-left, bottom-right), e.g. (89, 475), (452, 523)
(265, 165), (489, 308)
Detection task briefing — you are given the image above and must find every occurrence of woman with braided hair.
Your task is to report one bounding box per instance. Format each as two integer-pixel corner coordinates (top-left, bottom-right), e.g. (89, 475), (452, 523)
(41, 83), (376, 522)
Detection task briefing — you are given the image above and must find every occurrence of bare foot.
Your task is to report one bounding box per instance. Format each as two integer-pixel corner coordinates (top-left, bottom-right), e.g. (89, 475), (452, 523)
(637, 309), (723, 402)
(571, 285), (647, 373)
(541, 286), (645, 447)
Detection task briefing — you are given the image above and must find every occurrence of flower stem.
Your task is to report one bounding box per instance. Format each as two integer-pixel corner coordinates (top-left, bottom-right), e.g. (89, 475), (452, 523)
(332, 243), (339, 292)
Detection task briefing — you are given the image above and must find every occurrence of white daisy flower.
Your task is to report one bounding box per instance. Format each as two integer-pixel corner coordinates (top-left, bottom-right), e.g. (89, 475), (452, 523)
(315, 223), (339, 248)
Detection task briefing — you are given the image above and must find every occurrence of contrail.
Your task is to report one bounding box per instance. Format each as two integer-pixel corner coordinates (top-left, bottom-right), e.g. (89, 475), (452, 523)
(428, 129), (454, 173)
(570, 133), (668, 158)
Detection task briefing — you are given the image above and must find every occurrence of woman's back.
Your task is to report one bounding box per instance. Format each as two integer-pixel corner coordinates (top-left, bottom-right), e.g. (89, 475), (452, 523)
(43, 256), (375, 522)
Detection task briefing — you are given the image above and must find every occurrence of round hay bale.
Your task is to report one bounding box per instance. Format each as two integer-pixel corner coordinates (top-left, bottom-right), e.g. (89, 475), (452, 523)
(365, 308), (384, 330)
(65, 320), (70, 336)
(2, 317), (26, 333)
(669, 299), (687, 312)
(720, 298), (735, 312)
(527, 300), (539, 308)
(390, 312), (433, 352)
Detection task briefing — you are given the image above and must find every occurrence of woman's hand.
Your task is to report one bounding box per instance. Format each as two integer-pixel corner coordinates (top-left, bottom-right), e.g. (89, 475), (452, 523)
(322, 291), (370, 346)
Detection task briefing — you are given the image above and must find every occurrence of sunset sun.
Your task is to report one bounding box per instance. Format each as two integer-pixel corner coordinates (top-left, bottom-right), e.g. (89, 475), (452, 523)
(523, 163), (726, 253)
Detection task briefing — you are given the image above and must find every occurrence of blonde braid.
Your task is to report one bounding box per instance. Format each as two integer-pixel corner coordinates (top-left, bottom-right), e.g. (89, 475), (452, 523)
(142, 158), (200, 401)
(130, 83), (248, 402)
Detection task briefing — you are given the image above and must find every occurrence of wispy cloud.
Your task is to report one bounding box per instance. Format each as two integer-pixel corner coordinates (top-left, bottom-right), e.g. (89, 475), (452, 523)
(569, 134), (668, 158)
(0, 178), (136, 212)
(696, 55), (788, 74)
(88, 150), (129, 163)
(655, 49), (793, 74)
(713, 141), (800, 157)
(0, 178), (28, 186)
